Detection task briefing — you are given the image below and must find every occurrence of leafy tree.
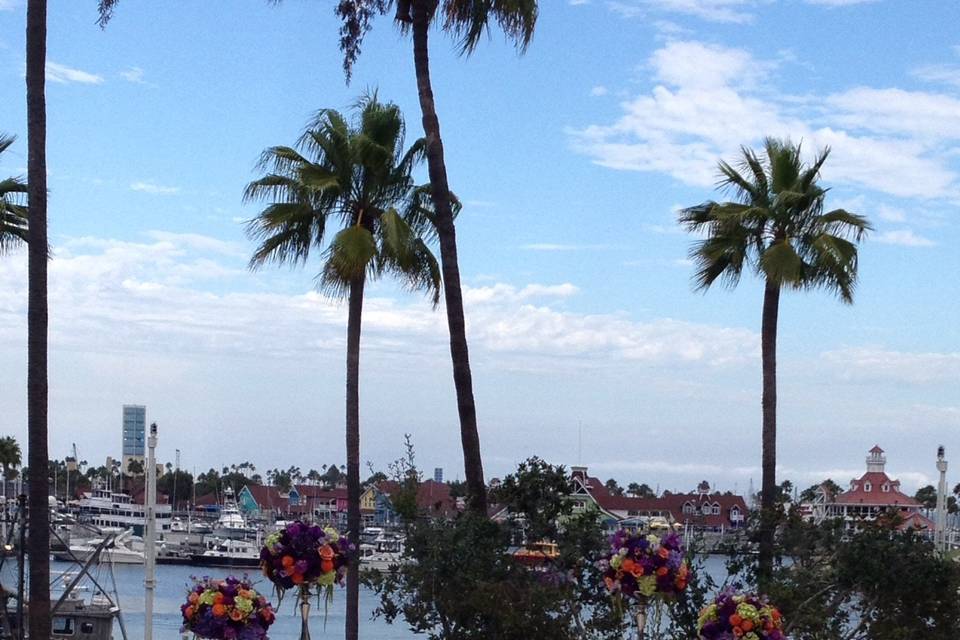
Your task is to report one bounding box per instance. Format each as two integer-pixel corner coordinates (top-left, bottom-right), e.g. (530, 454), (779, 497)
(0, 436), (22, 483)
(492, 457), (571, 544)
(0, 135), (29, 254)
(323, 463), (345, 488)
(386, 434), (422, 525)
(604, 478), (624, 497)
(915, 484), (938, 510)
(627, 482), (655, 498)
(25, 1), (52, 636)
(447, 479), (467, 499)
(246, 95), (440, 638)
(799, 478), (842, 502)
(364, 470), (388, 487)
(679, 138), (871, 586)
(126, 459), (144, 476)
(157, 469), (194, 507)
(334, 0), (538, 519)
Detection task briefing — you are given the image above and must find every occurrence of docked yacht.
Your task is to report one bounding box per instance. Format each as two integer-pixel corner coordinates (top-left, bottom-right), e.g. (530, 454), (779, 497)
(189, 536), (261, 569)
(73, 485), (171, 536)
(211, 487), (254, 539)
(53, 529), (145, 565)
(359, 532), (405, 573)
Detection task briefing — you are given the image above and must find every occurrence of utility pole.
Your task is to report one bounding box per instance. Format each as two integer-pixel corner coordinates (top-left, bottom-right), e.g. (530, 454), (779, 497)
(173, 448), (181, 514)
(144, 422), (158, 640)
(936, 445), (948, 555)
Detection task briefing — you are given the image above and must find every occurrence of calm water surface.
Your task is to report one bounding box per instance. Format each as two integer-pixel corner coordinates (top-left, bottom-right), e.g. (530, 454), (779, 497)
(34, 556), (732, 639)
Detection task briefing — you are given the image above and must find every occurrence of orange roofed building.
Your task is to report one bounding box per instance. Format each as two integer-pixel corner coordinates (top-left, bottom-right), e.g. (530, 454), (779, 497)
(819, 446), (933, 532)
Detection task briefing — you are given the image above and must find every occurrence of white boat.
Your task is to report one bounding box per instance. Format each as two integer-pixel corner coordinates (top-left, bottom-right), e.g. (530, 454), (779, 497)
(211, 487), (255, 539)
(360, 533), (405, 572)
(73, 484), (171, 536)
(54, 529), (145, 565)
(189, 536), (261, 569)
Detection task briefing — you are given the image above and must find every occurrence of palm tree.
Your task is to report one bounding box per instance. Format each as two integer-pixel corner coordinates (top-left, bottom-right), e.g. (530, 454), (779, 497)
(0, 135), (29, 254)
(678, 138), (871, 586)
(335, 0), (538, 516)
(245, 95), (441, 640)
(25, 1), (51, 637)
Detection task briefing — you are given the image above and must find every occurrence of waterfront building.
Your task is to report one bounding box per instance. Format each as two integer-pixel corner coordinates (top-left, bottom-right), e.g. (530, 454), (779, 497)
(815, 446), (933, 531)
(434, 467), (443, 483)
(567, 466), (748, 533)
(121, 404), (146, 474)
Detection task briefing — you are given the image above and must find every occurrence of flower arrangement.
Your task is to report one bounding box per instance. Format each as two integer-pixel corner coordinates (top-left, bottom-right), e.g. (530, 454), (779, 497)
(602, 529), (690, 602)
(697, 590), (786, 640)
(259, 521), (352, 597)
(180, 576), (275, 640)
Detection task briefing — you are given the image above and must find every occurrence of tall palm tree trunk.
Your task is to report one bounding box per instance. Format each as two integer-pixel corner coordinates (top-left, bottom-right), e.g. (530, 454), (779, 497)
(411, 0), (486, 515)
(758, 280), (780, 588)
(344, 275), (364, 640)
(26, 1), (51, 638)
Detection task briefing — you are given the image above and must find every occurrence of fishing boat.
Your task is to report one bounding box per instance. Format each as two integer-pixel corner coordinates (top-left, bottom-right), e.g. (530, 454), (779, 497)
(211, 487), (256, 540)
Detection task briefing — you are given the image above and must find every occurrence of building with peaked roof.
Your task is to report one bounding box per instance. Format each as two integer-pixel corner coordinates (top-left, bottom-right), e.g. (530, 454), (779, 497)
(819, 446), (933, 532)
(568, 467), (747, 533)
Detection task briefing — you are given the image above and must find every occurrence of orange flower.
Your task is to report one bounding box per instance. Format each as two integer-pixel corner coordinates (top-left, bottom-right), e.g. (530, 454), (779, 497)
(656, 566), (668, 577)
(188, 592), (199, 604)
(214, 592), (225, 605)
(733, 628), (744, 637)
(184, 605), (194, 619)
(621, 559), (636, 573)
(321, 559), (334, 574)
(291, 573), (304, 585)
(657, 548), (670, 559)
(212, 604), (226, 618)
(319, 544), (335, 560)
(281, 555), (295, 568)
(229, 608), (244, 621)
(741, 620), (754, 632)
(678, 563), (689, 578)
(730, 614), (742, 626)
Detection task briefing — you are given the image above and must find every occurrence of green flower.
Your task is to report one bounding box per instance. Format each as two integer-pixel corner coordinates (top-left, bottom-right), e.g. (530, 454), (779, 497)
(199, 589), (217, 606)
(264, 532), (282, 552)
(736, 603), (760, 622)
(234, 596), (253, 613)
(323, 527), (340, 543)
(637, 575), (657, 597)
(316, 572), (336, 587)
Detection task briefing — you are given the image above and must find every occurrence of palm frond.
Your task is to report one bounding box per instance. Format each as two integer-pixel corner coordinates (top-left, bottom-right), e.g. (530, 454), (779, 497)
(319, 225), (378, 297)
(442, 0), (539, 55)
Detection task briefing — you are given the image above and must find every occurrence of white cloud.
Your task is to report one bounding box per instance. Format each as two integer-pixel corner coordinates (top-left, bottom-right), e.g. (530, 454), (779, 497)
(590, 85), (609, 97)
(823, 347), (960, 384)
(46, 62), (104, 85)
(608, 0), (755, 24)
(570, 40), (960, 200)
(130, 181), (180, 195)
(0, 0), (20, 10)
(569, 0), (590, 4)
(913, 63), (960, 89)
(876, 204), (905, 222)
(119, 66), (147, 84)
(874, 229), (936, 247)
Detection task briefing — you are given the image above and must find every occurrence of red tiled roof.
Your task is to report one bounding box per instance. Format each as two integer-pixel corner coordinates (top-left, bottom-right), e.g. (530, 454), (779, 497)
(579, 475), (747, 528)
(377, 479), (458, 515)
(833, 471), (920, 507)
(869, 445), (884, 454)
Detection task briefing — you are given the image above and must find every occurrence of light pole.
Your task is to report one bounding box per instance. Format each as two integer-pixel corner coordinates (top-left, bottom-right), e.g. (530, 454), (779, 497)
(936, 445), (948, 555)
(144, 422), (158, 640)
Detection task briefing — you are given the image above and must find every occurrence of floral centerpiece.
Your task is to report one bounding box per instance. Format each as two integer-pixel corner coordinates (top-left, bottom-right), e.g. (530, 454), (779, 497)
(180, 576), (275, 640)
(697, 590), (786, 640)
(259, 521), (353, 639)
(601, 529), (690, 638)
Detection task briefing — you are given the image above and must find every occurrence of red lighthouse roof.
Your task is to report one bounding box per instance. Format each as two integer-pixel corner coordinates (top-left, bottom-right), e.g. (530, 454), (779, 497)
(869, 445), (884, 454)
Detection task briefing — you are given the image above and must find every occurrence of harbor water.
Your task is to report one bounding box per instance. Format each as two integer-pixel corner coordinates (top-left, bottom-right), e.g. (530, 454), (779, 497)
(14, 555), (732, 639)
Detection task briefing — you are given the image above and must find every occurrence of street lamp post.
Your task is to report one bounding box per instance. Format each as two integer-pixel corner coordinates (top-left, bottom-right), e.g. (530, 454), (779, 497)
(936, 446), (948, 555)
(145, 422), (158, 640)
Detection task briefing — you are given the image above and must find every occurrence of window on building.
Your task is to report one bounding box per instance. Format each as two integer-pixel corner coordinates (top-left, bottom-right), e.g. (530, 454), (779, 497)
(683, 502), (694, 514)
(864, 482), (872, 492)
(52, 617), (74, 635)
(882, 483), (890, 492)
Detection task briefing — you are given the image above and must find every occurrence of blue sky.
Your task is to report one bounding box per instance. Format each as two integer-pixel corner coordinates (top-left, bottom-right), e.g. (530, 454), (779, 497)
(0, 0), (957, 494)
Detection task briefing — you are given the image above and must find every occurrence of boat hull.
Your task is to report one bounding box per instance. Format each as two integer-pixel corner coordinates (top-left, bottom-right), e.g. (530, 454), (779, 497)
(188, 555), (261, 569)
